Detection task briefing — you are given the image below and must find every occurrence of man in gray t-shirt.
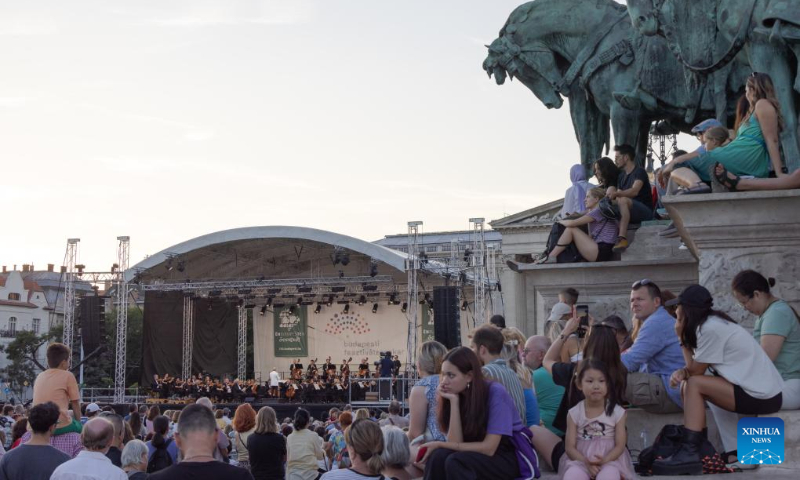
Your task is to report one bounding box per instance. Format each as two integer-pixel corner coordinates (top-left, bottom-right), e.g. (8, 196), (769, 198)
(0, 402), (71, 480)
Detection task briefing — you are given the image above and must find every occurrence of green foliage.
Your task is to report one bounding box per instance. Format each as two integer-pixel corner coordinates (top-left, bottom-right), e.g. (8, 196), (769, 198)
(0, 325), (59, 398)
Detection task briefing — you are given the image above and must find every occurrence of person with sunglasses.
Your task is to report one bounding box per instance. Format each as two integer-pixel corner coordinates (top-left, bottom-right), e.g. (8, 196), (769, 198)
(620, 279), (685, 414)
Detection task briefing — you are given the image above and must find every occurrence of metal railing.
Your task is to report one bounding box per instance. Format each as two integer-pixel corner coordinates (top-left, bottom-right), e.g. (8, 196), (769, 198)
(82, 387), (146, 404)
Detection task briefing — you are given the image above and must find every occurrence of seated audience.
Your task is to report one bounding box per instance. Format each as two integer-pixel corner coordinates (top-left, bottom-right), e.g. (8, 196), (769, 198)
(320, 419), (384, 479)
(655, 285), (784, 474)
(621, 280), (685, 413)
(559, 288), (579, 307)
(592, 157), (620, 192)
(561, 359), (636, 480)
(713, 162), (800, 191)
(146, 415), (178, 472)
(419, 347), (539, 480)
(607, 144), (654, 251)
(593, 315), (632, 352)
(659, 125), (729, 194)
(286, 408), (324, 480)
(380, 426), (412, 480)
(0, 401), (70, 480)
(523, 335), (565, 436)
(559, 164), (595, 218)
(354, 409), (370, 422)
(536, 187), (618, 264)
(531, 315), (626, 473)
(545, 303), (581, 363)
(121, 439), (149, 480)
(664, 73), (785, 194)
(472, 324), (526, 423)
(407, 341), (448, 443)
(51, 417), (127, 480)
(99, 412), (124, 467)
(379, 400), (409, 429)
(502, 327), (540, 428)
(32, 343), (82, 435)
(148, 404), (253, 480)
(247, 406), (286, 480)
(232, 403), (257, 470)
(732, 270), (800, 409)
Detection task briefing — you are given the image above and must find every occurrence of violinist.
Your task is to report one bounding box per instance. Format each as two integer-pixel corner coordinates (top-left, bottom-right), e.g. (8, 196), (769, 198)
(322, 357), (336, 380)
(340, 357), (351, 379)
(358, 357), (370, 377)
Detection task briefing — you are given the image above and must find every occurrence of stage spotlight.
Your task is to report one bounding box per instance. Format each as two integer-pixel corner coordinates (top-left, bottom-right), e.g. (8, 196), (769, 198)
(358, 295), (366, 305)
(237, 299), (244, 308)
(369, 262), (378, 277)
(340, 252), (350, 266)
(177, 260), (185, 273)
(343, 303), (350, 314)
(461, 300), (468, 311)
(314, 303), (322, 314)
(372, 303), (378, 314)
(296, 297), (303, 305)
(266, 297), (273, 307)
(327, 295), (335, 307)
(419, 252), (428, 264)
(388, 294), (396, 305)
(338, 270), (345, 278)
(459, 272), (467, 283)
(420, 293), (430, 305)
(401, 302), (407, 312)
(289, 305), (296, 314)
(464, 248), (472, 262)
(166, 258), (174, 271)
(260, 306), (267, 316)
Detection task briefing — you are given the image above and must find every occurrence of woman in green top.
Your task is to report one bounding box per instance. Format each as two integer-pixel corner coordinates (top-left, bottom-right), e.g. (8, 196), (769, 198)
(661, 73), (785, 193)
(733, 269), (800, 409)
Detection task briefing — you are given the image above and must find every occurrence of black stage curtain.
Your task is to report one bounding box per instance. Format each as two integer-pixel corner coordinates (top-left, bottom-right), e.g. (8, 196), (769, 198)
(142, 292), (238, 385)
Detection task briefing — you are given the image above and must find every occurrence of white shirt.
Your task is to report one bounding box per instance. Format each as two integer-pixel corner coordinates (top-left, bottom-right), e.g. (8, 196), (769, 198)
(50, 450), (127, 480)
(270, 370), (281, 387)
(693, 315), (785, 399)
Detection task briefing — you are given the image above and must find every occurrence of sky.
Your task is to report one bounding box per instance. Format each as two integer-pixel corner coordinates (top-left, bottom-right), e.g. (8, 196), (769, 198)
(0, 0), (699, 271)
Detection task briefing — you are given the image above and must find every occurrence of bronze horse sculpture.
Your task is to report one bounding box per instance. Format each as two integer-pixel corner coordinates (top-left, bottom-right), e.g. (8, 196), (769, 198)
(483, 0), (750, 172)
(626, 0), (800, 170)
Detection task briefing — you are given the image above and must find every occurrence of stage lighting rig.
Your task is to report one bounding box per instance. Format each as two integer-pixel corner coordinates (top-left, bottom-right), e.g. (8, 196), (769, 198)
(401, 302), (407, 312)
(314, 303), (322, 314)
(369, 261), (378, 277)
(260, 306), (267, 316)
(343, 303), (350, 314)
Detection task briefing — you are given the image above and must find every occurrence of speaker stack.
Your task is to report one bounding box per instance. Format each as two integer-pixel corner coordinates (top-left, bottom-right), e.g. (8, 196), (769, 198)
(433, 286), (461, 349)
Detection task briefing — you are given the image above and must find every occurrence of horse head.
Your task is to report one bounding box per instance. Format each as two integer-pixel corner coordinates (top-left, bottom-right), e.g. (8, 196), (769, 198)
(627, 0), (660, 36)
(483, 36), (564, 109)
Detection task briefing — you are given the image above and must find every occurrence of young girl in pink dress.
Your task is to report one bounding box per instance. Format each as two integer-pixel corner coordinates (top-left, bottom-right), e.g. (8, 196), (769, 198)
(560, 359), (635, 480)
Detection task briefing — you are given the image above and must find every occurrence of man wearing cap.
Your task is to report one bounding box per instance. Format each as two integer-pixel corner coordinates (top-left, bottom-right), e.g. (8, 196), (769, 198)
(545, 303), (582, 363)
(81, 403), (101, 425)
(621, 280), (685, 413)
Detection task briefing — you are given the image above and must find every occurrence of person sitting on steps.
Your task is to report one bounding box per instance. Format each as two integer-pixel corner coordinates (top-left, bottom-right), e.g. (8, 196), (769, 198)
(536, 188), (618, 264)
(607, 144), (654, 252)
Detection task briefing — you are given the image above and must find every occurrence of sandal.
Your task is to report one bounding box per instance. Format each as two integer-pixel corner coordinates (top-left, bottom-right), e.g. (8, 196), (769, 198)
(676, 183), (711, 195)
(534, 254), (551, 265)
(712, 162), (740, 192)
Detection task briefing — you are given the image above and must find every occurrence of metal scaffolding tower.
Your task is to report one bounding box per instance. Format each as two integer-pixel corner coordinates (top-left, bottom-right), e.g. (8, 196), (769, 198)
(405, 221), (422, 375)
(237, 306), (247, 380)
(62, 239), (80, 367)
(182, 296), (194, 380)
(470, 218), (487, 324)
(113, 236), (130, 403)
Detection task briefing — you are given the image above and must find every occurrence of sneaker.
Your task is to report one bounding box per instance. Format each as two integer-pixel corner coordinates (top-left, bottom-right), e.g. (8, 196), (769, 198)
(679, 242), (688, 250)
(612, 237), (629, 252)
(658, 222), (677, 237)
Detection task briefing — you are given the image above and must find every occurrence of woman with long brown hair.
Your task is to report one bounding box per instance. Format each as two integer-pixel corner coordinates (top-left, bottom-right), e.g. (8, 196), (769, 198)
(232, 403), (257, 469)
(663, 72), (786, 193)
(418, 347), (539, 480)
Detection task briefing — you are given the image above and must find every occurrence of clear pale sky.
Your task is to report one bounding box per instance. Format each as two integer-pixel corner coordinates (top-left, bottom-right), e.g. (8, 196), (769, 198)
(1, 0), (697, 271)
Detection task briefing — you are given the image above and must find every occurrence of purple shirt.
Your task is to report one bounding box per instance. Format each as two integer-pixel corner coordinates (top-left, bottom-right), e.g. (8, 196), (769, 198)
(587, 208), (619, 245)
(486, 381), (525, 437)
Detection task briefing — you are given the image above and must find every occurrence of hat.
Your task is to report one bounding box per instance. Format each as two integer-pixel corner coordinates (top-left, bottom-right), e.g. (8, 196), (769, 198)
(665, 284), (713, 309)
(592, 315), (628, 332)
(691, 119), (724, 134)
(548, 302), (573, 321)
(85, 403), (101, 413)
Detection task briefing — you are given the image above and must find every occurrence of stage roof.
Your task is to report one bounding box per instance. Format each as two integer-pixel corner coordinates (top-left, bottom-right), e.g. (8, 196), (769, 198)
(125, 226), (416, 283)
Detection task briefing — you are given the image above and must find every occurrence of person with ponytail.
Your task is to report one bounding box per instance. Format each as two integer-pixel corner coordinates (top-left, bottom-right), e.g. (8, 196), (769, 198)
(146, 415), (178, 470)
(653, 285), (784, 474)
(418, 347), (539, 480)
(733, 270), (800, 409)
(407, 341), (447, 443)
(287, 408), (324, 480)
(320, 419), (385, 479)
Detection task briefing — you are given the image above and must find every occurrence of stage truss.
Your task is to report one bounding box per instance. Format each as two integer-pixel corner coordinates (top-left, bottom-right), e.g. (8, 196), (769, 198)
(405, 221), (422, 376)
(470, 218), (487, 325)
(237, 305), (247, 380)
(113, 236), (130, 403)
(182, 296), (194, 381)
(62, 239), (80, 367)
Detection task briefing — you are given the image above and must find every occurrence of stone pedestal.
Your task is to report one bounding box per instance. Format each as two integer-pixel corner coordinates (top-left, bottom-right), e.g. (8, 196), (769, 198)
(664, 190), (800, 329)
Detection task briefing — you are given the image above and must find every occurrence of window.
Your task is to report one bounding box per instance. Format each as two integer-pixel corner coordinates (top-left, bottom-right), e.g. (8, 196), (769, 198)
(33, 318), (40, 334)
(7, 293), (20, 301)
(8, 317), (16, 335)
(425, 245), (438, 253)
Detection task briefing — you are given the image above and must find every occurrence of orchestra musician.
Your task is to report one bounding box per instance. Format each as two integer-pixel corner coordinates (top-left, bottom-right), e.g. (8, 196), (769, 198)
(290, 359), (303, 380)
(358, 357), (370, 377)
(269, 367), (281, 398)
(392, 355), (402, 376)
(306, 358), (318, 379)
(322, 357), (336, 380)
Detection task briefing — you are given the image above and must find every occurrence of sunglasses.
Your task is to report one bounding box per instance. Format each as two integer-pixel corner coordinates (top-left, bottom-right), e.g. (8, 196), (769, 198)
(632, 278), (654, 289)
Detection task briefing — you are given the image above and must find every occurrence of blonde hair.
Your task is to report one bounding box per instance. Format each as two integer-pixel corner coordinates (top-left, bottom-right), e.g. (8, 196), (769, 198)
(354, 408), (370, 421)
(417, 341), (447, 375)
(254, 406), (279, 434)
(588, 187), (606, 200)
(345, 419), (384, 474)
(502, 327), (532, 389)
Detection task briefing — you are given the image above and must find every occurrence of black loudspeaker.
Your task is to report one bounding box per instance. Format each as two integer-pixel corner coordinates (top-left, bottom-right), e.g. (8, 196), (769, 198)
(433, 286), (461, 349)
(79, 295), (105, 352)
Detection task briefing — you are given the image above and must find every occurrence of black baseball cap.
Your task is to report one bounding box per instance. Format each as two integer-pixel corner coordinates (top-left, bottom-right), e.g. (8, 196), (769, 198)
(665, 284), (713, 308)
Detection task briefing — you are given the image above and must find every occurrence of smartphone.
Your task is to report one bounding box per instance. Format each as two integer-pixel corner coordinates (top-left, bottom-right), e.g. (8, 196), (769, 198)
(576, 305), (589, 338)
(416, 446), (428, 463)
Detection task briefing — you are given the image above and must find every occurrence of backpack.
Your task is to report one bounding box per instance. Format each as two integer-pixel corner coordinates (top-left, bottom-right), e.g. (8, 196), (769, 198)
(636, 424), (732, 476)
(147, 438), (173, 473)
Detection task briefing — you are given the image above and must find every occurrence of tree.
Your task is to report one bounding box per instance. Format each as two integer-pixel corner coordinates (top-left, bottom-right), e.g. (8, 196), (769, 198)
(0, 325), (60, 399)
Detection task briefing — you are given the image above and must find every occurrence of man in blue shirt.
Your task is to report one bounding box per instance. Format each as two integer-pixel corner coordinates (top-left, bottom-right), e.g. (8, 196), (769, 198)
(622, 280), (685, 413)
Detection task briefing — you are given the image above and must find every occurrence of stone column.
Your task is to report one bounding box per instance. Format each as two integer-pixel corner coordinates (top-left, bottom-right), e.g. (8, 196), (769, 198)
(664, 190), (800, 329)
(499, 259), (528, 331)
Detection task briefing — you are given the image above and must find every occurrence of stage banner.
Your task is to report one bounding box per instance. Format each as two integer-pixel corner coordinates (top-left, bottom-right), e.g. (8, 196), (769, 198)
(421, 307), (434, 342)
(274, 306), (308, 357)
